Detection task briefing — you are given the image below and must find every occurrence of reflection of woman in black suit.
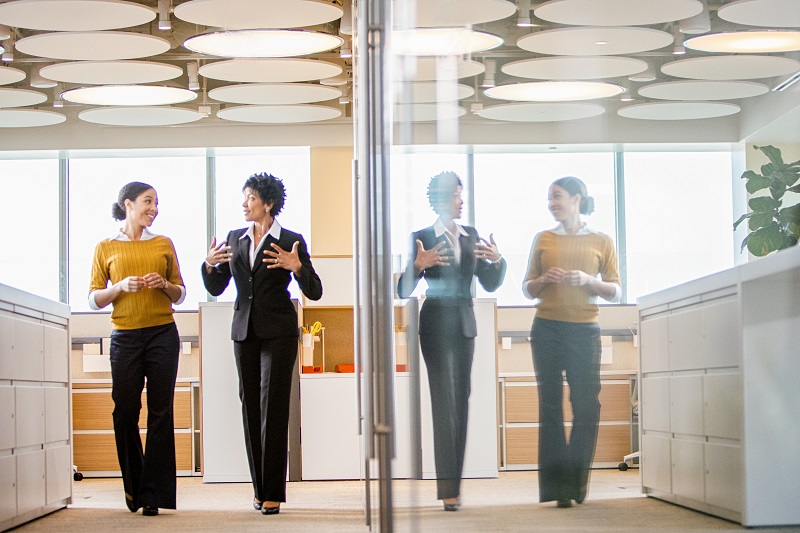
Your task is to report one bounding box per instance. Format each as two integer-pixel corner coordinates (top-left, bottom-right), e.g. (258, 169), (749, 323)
(201, 172), (322, 515)
(398, 171), (507, 511)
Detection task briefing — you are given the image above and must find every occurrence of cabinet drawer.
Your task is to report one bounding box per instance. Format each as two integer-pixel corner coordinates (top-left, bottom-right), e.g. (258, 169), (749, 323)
(594, 424), (631, 462)
(73, 388), (192, 430)
(505, 385), (537, 423)
(506, 427), (537, 465)
(642, 433), (671, 493)
(73, 432), (192, 472)
(705, 442), (741, 512)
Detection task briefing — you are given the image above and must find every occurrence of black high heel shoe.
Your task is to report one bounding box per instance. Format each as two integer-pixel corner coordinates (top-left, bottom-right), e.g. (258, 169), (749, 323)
(253, 499), (263, 511)
(261, 504), (280, 515)
(142, 505), (159, 516)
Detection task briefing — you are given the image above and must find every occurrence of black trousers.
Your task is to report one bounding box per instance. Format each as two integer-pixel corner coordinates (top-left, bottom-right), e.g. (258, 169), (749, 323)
(110, 322), (180, 510)
(530, 317), (601, 503)
(420, 333), (475, 500)
(233, 326), (298, 503)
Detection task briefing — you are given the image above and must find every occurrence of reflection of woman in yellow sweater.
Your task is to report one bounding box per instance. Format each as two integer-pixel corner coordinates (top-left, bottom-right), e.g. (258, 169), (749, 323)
(89, 182), (185, 517)
(522, 177), (620, 509)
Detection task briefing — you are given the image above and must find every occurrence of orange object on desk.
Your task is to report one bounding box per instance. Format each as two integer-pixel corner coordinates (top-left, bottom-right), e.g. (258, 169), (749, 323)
(302, 365), (322, 374)
(335, 364), (355, 373)
(396, 364), (407, 372)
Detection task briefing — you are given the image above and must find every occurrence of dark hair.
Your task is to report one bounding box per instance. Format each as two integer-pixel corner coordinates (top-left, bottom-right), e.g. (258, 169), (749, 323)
(552, 176), (594, 216)
(243, 172), (286, 217)
(112, 181), (154, 221)
(427, 171), (462, 214)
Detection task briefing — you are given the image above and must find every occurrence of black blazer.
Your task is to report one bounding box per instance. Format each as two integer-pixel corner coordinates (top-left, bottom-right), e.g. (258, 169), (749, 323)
(202, 227), (323, 342)
(397, 224), (506, 338)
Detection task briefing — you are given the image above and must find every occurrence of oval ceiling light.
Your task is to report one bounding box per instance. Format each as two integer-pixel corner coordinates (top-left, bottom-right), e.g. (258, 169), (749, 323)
(174, 0), (342, 29)
(661, 55), (800, 80)
(638, 80), (769, 100)
(395, 82), (474, 103)
(79, 106), (206, 126)
(62, 85), (198, 106)
(40, 61), (182, 85)
(518, 27), (673, 56)
(0, 87), (48, 108)
(394, 0), (516, 28)
(502, 56), (648, 80)
(217, 104), (342, 124)
(394, 28), (503, 56)
(16, 31), (171, 60)
(184, 29), (344, 58)
(394, 103), (467, 122)
(0, 66), (27, 86)
(618, 101), (740, 120)
(0, 0), (155, 31)
(717, 0), (800, 28)
(478, 102), (605, 122)
(533, 0), (701, 26)
(199, 58), (342, 83)
(685, 31), (800, 53)
(0, 109), (66, 128)
(485, 81), (624, 102)
(209, 83), (342, 105)
(397, 57), (485, 81)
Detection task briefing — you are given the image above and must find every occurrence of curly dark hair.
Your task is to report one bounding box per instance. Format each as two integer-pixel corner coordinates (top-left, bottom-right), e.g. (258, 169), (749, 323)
(426, 171), (462, 214)
(243, 172), (286, 217)
(552, 176), (595, 216)
(111, 181), (154, 221)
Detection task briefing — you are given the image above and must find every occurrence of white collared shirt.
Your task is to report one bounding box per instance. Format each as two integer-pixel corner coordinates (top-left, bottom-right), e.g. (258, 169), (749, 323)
(88, 227), (186, 309)
(241, 219), (282, 269)
(433, 218), (468, 264)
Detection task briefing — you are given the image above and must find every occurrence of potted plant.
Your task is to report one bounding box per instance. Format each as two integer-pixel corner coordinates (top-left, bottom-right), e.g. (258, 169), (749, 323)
(733, 144), (800, 256)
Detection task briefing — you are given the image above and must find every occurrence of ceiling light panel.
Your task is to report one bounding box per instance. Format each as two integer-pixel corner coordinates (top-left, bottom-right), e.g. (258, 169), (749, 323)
(0, 0), (155, 31)
(478, 102), (605, 122)
(533, 0), (702, 26)
(394, 28), (503, 56)
(685, 31), (800, 53)
(618, 101), (740, 120)
(638, 80), (769, 100)
(62, 85), (198, 106)
(0, 87), (47, 108)
(396, 57), (485, 82)
(393, 0), (516, 28)
(217, 104), (342, 123)
(199, 58), (343, 83)
(174, 0), (343, 29)
(717, 0), (800, 28)
(502, 56), (648, 80)
(517, 27), (674, 56)
(40, 61), (182, 85)
(16, 32), (171, 60)
(209, 83), (342, 104)
(0, 66), (26, 86)
(0, 108), (66, 127)
(184, 29), (344, 58)
(394, 103), (467, 122)
(79, 107), (206, 126)
(395, 82), (474, 103)
(485, 81), (624, 101)
(661, 55), (800, 80)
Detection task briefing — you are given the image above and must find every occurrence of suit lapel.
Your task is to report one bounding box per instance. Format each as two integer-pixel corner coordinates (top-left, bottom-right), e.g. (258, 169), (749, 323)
(252, 234), (278, 274)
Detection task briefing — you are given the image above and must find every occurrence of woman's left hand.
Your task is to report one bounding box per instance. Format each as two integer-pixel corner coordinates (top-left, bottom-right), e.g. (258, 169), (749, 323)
(564, 270), (591, 286)
(264, 241), (302, 275)
(475, 233), (501, 263)
(142, 272), (168, 289)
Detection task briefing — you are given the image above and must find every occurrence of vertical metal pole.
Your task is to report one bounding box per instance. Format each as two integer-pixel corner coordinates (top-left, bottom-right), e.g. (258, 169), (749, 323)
(206, 150), (216, 302)
(357, 0), (394, 530)
(58, 154), (69, 304)
(614, 151), (628, 304)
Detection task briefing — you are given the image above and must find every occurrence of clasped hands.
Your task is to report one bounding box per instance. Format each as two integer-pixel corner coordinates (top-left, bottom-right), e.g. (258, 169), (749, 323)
(118, 272), (168, 292)
(206, 236), (302, 274)
(541, 267), (591, 286)
(414, 233), (501, 271)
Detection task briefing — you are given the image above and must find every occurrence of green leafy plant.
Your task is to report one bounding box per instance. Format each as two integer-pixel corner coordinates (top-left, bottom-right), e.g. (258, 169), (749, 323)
(733, 145), (800, 256)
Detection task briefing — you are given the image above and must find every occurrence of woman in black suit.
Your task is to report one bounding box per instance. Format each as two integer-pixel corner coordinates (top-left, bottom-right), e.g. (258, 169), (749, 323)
(397, 171), (506, 511)
(202, 172), (322, 515)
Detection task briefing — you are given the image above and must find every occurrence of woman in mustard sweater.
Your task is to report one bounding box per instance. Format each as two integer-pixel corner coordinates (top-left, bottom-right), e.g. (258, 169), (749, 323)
(89, 181), (186, 517)
(522, 177), (620, 509)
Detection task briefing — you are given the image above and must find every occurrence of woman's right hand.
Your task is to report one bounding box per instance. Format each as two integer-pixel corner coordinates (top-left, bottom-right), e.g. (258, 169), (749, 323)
(413, 239), (452, 272)
(206, 236), (232, 269)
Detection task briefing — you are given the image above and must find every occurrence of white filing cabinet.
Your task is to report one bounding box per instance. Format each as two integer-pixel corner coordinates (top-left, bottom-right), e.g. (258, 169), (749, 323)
(0, 283), (71, 532)
(638, 246), (800, 527)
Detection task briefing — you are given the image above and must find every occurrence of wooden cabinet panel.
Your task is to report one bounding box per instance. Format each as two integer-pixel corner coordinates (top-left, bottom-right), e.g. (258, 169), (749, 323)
(73, 432), (192, 472)
(505, 386), (537, 423)
(598, 383), (630, 422)
(594, 425), (631, 462)
(506, 427), (537, 465)
(73, 388), (192, 430)
(506, 382), (629, 424)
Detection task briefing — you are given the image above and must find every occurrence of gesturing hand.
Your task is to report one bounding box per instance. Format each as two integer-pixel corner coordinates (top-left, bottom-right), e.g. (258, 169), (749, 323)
(264, 241), (302, 275)
(206, 236), (232, 267)
(475, 233), (501, 263)
(413, 239), (452, 272)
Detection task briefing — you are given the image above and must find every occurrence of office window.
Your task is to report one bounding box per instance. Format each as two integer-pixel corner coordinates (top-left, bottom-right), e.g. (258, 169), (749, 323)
(473, 152), (617, 306)
(0, 158), (61, 301)
(212, 147), (311, 302)
(68, 153), (208, 311)
(624, 151), (734, 302)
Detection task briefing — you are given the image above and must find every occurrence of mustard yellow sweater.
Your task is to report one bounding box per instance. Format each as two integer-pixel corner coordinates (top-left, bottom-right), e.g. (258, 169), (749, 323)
(89, 236), (184, 330)
(523, 231), (620, 323)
